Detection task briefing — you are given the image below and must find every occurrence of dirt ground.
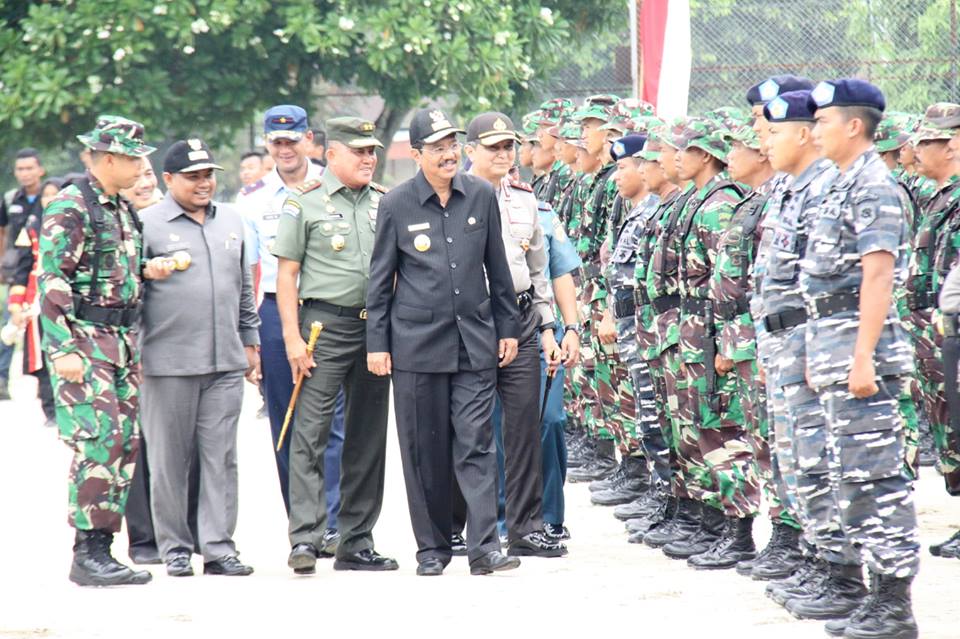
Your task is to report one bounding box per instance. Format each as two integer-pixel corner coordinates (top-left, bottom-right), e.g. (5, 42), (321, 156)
(1, 367), (957, 639)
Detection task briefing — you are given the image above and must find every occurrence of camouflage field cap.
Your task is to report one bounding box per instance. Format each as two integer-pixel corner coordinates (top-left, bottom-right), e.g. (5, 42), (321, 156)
(77, 115), (155, 157)
(912, 124), (954, 144)
(521, 111), (540, 135)
(572, 102), (612, 123)
(584, 93), (620, 107)
(677, 117), (731, 162)
(537, 98), (575, 126)
(600, 98), (657, 132)
(704, 106), (749, 132)
(727, 124), (762, 151)
(874, 112), (915, 153)
(662, 117), (689, 150)
(925, 102), (960, 131)
(559, 121), (582, 141)
(636, 137), (663, 162)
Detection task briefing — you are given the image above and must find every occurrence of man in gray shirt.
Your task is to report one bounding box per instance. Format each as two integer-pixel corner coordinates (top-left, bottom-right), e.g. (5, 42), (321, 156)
(139, 139), (260, 577)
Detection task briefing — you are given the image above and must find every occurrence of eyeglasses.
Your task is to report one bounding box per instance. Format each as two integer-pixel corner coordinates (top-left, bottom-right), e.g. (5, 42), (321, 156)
(482, 142), (516, 156)
(420, 142), (462, 156)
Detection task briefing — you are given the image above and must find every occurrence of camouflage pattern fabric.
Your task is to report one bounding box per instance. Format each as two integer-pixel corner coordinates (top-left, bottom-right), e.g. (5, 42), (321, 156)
(38, 174), (145, 532)
(76, 114), (155, 157)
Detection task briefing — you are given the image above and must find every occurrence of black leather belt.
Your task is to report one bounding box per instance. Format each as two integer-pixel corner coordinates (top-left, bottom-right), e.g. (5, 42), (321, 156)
(809, 291), (860, 319)
(651, 295), (681, 314)
(763, 307), (806, 333)
(303, 298), (367, 319)
(680, 297), (709, 316)
(715, 298), (751, 321)
(263, 292), (277, 300)
(517, 287), (534, 313)
(633, 286), (651, 306)
(944, 313), (960, 338)
(906, 290), (933, 311)
(73, 298), (141, 327)
(613, 289), (636, 319)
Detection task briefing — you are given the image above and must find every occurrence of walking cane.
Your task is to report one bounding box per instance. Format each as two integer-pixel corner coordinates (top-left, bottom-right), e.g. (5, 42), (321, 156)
(539, 348), (561, 424)
(276, 321), (324, 452)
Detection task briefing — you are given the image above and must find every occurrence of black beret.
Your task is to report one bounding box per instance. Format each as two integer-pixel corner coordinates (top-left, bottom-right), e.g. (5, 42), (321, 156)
(763, 90), (817, 123)
(809, 78), (886, 112)
(745, 74), (815, 106)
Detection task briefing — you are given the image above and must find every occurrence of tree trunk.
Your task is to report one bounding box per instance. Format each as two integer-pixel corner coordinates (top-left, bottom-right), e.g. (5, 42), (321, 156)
(374, 105), (408, 184)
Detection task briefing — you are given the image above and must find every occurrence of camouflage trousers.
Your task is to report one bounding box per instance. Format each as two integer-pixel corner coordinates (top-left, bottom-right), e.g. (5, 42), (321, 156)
(583, 290), (623, 443)
(659, 344), (693, 500)
(917, 354), (960, 491)
(818, 377), (921, 577)
(646, 358), (679, 493)
(782, 379), (858, 565)
(565, 286), (602, 438)
(615, 314), (670, 487)
(735, 359), (800, 530)
(51, 357), (141, 533)
(684, 359), (761, 518)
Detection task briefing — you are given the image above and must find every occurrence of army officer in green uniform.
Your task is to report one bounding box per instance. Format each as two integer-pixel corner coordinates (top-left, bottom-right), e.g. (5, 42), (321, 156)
(273, 117), (397, 575)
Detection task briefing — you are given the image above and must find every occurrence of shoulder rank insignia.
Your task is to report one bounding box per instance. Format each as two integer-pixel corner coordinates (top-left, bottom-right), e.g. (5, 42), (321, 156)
(240, 178), (265, 196)
(298, 178), (324, 195)
(508, 178), (534, 193)
(370, 181), (388, 194)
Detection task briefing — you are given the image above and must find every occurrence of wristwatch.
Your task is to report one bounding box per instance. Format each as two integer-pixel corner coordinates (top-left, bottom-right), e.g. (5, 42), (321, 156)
(563, 324), (580, 336)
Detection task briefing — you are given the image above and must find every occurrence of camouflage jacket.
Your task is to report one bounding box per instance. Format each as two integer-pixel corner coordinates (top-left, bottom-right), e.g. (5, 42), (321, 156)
(38, 174), (143, 364)
(606, 193), (659, 293)
(543, 161), (573, 212)
(709, 178), (775, 362)
(577, 163), (618, 303)
(799, 149), (913, 388)
(646, 183), (696, 355)
(635, 188), (681, 361)
(564, 171), (595, 262)
(677, 174), (742, 363)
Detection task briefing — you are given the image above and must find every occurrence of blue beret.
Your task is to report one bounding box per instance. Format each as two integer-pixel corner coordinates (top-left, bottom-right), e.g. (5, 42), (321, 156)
(745, 74), (815, 106)
(610, 134), (647, 161)
(763, 90), (816, 123)
(809, 78), (886, 112)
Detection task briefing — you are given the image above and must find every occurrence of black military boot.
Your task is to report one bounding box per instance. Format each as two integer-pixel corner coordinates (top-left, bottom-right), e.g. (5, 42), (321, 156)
(588, 458), (629, 492)
(917, 417), (937, 467)
(662, 504), (725, 559)
(785, 562), (867, 619)
(840, 573), (918, 639)
(568, 439), (617, 483)
(70, 529), (153, 587)
(929, 528), (960, 558)
(825, 571), (879, 637)
(643, 497), (700, 548)
(766, 555), (828, 605)
(614, 489), (661, 521)
(627, 494), (674, 543)
(748, 523), (803, 580)
(591, 457), (649, 505)
(566, 435), (596, 469)
(687, 515), (756, 569)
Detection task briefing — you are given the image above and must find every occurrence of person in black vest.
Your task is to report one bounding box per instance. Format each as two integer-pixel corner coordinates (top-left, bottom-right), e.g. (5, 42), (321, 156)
(366, 108), (521, 576)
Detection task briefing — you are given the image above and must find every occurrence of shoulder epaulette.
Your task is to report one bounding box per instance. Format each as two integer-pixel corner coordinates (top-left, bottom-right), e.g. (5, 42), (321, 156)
(240, 178), (265, 197)
(370, 181), (388, 194)
(508, 178), (534, 193)
(297, 178), (323, 195)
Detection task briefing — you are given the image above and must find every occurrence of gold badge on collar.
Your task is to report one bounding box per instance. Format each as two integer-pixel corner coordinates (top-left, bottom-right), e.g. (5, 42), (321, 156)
(414, 234), (431, 252)
(331, 234), (346, 252)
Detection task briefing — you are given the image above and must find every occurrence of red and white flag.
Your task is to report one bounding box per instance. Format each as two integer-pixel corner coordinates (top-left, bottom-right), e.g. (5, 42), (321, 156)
(640, 0), (692, 119)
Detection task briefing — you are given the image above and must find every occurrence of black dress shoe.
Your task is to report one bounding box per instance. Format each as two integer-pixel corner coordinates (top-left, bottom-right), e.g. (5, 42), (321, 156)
(165, 553), (194, 577)
(507, 531), (567, 558)
(416, 558), (445, 576)
(203, 555), (254, 576)
(288, 543), (318, 575)
(333, 548), (399, 571)
(129, 546), (163, 565)
(470, 551), (521, 575)
(450, 532), (468, 557)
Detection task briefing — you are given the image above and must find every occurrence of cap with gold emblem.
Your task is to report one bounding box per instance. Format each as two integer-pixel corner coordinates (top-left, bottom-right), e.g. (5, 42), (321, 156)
(466, 112), (521, 146)
(162, 138), (224, 174)
(264, 104), (309, 142)
(408, 108), (466, 147)
(326, 116), (384, 148)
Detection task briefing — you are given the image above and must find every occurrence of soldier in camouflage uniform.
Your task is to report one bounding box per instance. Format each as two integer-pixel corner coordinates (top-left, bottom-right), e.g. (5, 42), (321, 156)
(799, 79), (919, 639)
(39, 116), (167, 586)
(590, 134), (660, 509)
(706, 123), (802, 571)
(661, 118), (760, 567)
(567, 101), (624, 483)
(533, 98), (575, 208)
(926, 103), (960, 559)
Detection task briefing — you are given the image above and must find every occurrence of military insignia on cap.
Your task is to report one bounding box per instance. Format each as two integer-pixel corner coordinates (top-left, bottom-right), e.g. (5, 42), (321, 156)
(811, 82), (836, 107)
(277, 116), (289, 123)
(430, 110), (446, 122)
(493, 118), (508, 131)
(767, 97), (789, 120)
(187, 139), (203, 150)
(759, 79), (780, 102)
(612, 141), (625, 157)
(360, 121), (375, 133)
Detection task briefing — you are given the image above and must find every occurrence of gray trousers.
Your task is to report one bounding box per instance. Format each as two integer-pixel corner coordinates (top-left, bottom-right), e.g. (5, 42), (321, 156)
(288, 306), (390, 557)
(141, 370), (243, 562)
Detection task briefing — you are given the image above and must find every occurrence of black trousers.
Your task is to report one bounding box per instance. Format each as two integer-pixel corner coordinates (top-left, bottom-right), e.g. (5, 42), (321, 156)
(287, 306), (390, 557)
(393, 365), (501, 565)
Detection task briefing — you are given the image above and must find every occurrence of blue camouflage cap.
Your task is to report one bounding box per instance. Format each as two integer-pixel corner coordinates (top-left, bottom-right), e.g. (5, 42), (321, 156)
(809, 78), (886, 112)
(264, 104), (308, 141)
(609, 134), (647, 161)
(745, 74), (815, 106)
(764, 90), (816, 122)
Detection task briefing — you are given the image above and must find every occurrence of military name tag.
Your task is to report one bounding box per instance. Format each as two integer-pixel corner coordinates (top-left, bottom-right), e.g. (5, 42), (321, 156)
(414, 234), (431, 252)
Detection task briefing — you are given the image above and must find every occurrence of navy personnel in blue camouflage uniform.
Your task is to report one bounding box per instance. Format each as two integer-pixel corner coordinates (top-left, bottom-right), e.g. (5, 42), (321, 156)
(799, 79), (920, 639)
